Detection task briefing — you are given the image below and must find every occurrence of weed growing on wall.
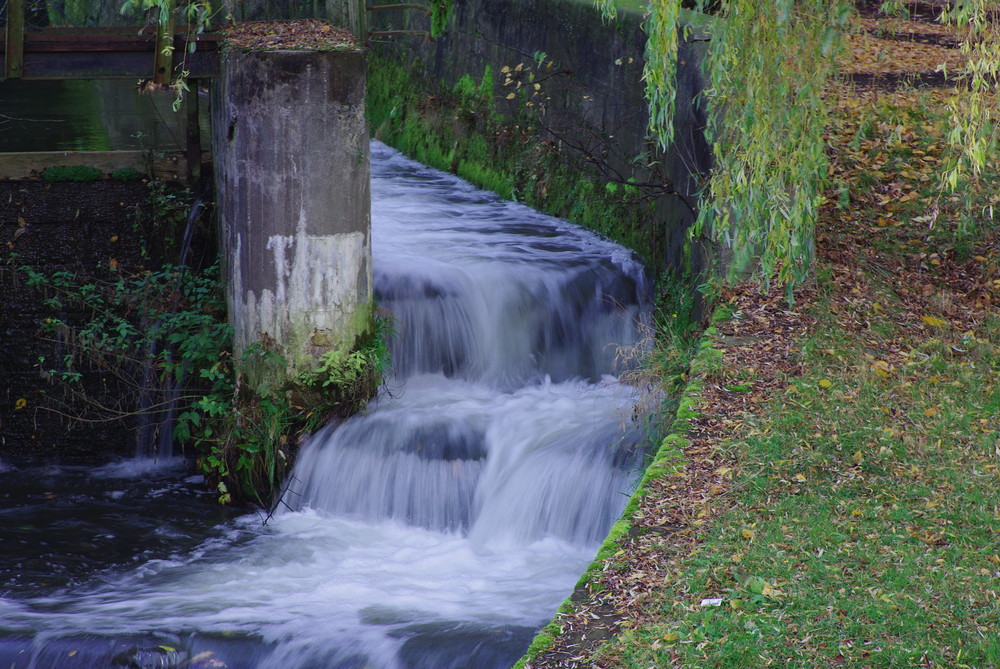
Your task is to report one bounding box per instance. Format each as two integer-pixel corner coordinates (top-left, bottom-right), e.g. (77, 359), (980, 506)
(20, 259), (231, 442)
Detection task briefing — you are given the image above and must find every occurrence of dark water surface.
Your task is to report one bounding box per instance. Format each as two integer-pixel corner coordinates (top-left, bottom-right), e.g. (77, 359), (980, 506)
(0, 80), (201, 153)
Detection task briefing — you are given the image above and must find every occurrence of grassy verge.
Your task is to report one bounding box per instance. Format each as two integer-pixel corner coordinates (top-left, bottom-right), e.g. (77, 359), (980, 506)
(600, 284), (1000, 667)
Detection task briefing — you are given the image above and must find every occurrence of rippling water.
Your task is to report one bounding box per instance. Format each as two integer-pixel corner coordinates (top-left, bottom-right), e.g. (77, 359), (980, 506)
(0, 142), (651, 669)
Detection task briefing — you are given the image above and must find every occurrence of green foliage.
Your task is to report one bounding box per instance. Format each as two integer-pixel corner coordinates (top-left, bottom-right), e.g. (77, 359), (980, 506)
(298, 314), (393, 408)
(26, 263), (227, 382)
(20, 178), (386, 507)
(25, 254), (390, 507)
(641, 1), (682, 150)
(119, 0), (214, 31)
(601, 0), (997, 289)
(118, 0), (215, 111)
(140, 180), (201, 261)
(190, 342), (292, 506)
(194, 315), (392, 507)
(24, 260), (233, 456)
(594, 0), (682, 149)
(110, 167), (145, 182)
(597, 0), (849, 287)
(42, 165), (103, 182)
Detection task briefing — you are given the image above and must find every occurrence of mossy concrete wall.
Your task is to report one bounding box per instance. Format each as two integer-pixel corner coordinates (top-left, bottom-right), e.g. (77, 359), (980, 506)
(212, 49), (372, 375)
(368, 0), (712, 278)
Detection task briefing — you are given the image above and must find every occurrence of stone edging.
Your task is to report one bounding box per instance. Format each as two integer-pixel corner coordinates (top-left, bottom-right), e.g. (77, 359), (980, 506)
(513, 313), (727, 668)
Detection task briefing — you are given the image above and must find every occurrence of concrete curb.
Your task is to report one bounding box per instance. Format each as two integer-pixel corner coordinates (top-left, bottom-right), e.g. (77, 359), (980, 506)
(514, 310), (728, 668)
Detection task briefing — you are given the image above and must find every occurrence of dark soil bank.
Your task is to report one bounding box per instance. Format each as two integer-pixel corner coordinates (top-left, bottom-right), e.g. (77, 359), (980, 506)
(0, 180), (152, 463)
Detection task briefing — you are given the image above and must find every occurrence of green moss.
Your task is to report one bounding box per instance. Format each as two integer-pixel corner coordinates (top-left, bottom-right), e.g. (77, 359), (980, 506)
(688, 330), (724, 379)
(110, 167), (144, 182)
(514, 632), (555, 669)
(42, 165), (103, 182)
(710, 303), (735, 324)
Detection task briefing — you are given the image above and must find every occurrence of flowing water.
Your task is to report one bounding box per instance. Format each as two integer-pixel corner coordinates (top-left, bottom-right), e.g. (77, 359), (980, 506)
(0, 142), (652, 669)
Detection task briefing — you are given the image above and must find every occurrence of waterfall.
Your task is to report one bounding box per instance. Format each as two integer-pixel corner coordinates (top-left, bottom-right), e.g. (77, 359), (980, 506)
(283, 141), (651, 551)
(0, 141), (652, 669)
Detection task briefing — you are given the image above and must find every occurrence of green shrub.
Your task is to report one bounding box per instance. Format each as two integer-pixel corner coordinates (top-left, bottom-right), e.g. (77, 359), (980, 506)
(110, 167), (144, 182)
(42, 165), (103, 182)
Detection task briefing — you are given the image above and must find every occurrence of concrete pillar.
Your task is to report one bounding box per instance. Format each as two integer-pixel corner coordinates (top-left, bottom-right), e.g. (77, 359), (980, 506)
(212, 48), (371, 377)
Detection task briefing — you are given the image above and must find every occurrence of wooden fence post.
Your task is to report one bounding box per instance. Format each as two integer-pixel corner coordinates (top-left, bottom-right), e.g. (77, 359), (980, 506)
(5, 0), (24, 79)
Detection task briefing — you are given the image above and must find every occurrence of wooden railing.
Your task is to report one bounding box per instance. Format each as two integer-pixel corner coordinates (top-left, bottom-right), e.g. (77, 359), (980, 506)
(0, 0), (435, 82)
(1, 0), (221, 82)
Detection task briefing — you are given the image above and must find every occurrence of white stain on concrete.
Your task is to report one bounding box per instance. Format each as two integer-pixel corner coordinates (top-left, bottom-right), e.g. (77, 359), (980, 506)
(230, 220), (370, 372)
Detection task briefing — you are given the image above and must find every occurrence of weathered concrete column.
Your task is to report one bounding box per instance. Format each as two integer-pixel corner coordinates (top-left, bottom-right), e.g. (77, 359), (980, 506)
(212, 47), (371, 377)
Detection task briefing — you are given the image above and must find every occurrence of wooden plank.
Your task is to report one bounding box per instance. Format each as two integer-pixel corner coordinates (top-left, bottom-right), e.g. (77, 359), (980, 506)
(366, 4), (430, 12)
(22, 32), (222, 52)
(5, 0), (25, 79)
(0, 150), (210, 183)
(19, 48), (219, 80)
(0, 27), (221, 80)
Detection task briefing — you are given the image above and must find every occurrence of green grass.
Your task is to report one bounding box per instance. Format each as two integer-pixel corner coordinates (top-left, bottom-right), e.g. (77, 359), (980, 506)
(596, 276), (1000, 668)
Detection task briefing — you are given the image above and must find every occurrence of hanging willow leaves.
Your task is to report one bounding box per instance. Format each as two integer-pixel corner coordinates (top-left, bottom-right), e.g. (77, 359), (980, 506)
(696, 0), (851, 288)
(596, 0), (683, 149)
(607, 0), (850, 288)
(941, 0), (999, 209)
(608, 0), (997, 288)
(643, 0), (683, 149)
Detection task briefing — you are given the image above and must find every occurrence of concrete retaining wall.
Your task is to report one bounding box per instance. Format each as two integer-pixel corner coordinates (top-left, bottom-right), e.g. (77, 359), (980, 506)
(369, 0), (712, 275)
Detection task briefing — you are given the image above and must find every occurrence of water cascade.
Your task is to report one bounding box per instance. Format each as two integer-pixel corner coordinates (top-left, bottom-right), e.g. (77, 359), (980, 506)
(0, 142), (652, 669)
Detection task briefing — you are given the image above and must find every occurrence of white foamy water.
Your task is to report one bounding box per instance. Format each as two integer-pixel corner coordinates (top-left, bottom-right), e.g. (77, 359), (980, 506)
(0, 142), (651, 669)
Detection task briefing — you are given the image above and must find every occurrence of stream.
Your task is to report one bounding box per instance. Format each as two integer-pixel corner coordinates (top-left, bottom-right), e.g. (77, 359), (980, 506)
(0, 142), (652, 668)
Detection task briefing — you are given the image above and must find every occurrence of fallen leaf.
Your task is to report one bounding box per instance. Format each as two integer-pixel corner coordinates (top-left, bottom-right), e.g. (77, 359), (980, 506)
(921, 315), (948, 328)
